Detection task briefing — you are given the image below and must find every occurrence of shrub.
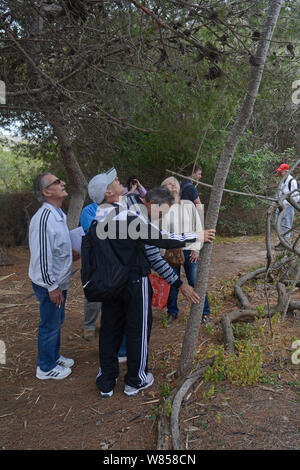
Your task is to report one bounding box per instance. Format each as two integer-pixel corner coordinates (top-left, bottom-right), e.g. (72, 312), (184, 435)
(0, 192), (40, 246)
(204, 342), (263, 386)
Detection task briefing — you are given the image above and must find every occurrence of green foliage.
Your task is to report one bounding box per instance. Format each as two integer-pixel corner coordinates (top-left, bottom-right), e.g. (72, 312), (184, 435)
(206, 291), (223, 316)
(161, 314), (168, 328)
(150, 404), (162, 421)
(159, 383), (172, 418)
(271, 312), (282, 329)
(232, 323), (257, 341)
(226, 342), (262, 386)
(2, 0), (300, 239)
(0, 144), (47, 192)
(164, 399), (172, 418)
(204, 342), (262, 386)
(161, 382), (171, 398)
(286, 381), (300, 398)
(256, 305), (266, 319)
(259, 373), (280, 387)
(199, 420), (208, 429)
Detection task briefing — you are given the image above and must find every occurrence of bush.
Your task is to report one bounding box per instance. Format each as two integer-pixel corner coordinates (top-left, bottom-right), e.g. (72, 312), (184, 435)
(204, 342), (263, 386)
(0, 192), (40, 246)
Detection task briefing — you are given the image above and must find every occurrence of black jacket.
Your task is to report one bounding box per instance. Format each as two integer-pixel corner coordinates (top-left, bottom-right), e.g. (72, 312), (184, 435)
(96, 201), (197, 276)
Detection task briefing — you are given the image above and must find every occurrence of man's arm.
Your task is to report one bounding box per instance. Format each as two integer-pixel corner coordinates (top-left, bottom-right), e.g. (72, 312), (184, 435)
(194, 198), (202, 207)
(145, 244), (182, 288)
(126, 211), (198, 249)
(145, 244), (200, 304)
(40, 214), (65, 306)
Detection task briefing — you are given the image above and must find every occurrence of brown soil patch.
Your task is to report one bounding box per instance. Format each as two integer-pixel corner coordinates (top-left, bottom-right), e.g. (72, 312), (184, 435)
(1, 237), (300, 450)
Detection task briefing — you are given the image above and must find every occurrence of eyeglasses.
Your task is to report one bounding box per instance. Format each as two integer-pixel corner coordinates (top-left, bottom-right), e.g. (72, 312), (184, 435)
(43, 178), (62, 189)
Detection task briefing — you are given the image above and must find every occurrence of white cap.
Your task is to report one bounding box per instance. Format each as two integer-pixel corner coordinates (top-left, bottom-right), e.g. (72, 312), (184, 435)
(88, 167), (117, 204)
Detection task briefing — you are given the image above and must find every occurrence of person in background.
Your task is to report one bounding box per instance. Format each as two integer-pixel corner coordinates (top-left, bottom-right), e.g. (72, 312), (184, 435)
(80, 202), (101, 342)
(80, 201), (127, 362)
(161, 176), (213, 325)
(274, 163), (300, 251)
(180, 164), (203, 208)
(29, 173), (78, 380)
(123, 176), (147, 198)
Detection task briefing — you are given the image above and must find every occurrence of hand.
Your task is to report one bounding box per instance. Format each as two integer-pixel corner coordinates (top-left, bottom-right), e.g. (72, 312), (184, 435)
(204, 229), (216, 243)
(72, 249), (80, 261)
(48, 287), (65, 307)
(128, 183), (138, 193)
(189, 250), (199, 263)
(179, 283), (200, 304)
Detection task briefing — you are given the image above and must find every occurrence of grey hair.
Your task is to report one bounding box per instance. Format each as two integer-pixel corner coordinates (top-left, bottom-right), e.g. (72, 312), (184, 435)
(161, 176), (180, 191)
(34, 172), (51, 203)
(144, 187), (174, 206)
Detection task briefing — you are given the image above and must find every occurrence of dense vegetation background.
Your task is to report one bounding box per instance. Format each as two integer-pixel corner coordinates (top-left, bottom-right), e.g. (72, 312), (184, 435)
(1, 0), (300, 243)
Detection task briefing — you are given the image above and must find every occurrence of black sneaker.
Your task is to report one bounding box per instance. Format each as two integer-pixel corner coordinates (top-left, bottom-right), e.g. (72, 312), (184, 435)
(100, 380), (117, 398)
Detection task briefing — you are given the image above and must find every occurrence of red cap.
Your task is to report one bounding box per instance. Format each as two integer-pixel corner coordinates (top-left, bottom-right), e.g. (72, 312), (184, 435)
(276, 163), (289, 173)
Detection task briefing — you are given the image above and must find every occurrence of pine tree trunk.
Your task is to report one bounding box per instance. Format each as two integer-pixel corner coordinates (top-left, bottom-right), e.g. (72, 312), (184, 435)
(50, 114), (87, 229)
(178, 0), (284, 377)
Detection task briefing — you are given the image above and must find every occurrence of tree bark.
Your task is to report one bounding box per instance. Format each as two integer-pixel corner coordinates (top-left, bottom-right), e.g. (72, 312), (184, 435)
(49, 114), (87, 229)
(178, 0), (284, 377)
(19, 4), (88, 230)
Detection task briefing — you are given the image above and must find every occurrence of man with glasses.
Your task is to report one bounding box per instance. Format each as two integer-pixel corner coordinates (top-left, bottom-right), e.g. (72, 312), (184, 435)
(29, 172), (78, 380)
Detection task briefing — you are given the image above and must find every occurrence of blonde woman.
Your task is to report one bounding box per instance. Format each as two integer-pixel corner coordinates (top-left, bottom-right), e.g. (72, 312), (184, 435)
(161, 176), (212, 324)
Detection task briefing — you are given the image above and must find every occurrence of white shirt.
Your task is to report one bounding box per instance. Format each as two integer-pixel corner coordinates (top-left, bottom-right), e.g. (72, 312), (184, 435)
(279, 174), (300, 204)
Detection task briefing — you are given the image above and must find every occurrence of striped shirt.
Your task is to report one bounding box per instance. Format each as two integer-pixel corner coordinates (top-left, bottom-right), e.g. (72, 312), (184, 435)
(125, 194), (183, 288)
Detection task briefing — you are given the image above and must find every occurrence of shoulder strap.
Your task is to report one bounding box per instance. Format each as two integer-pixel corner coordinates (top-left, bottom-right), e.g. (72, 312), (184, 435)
(288, 178), (298, 191)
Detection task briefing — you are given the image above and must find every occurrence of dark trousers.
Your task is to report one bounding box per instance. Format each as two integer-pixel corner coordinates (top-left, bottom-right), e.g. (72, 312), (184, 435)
(96, 273), (152, 393)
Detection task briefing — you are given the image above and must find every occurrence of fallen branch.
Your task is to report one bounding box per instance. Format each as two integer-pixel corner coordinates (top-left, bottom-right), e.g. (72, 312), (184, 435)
(157, 358), (214, 450)
(222, 281), (288, 351)
(170, 362), (213, 450)
(234, 267), (267, 309)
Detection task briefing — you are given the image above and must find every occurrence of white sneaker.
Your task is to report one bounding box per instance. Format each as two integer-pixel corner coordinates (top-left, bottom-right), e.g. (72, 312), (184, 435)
(56, 355), (74, 368)
(124, 372), (154, 396)
(100, 390), (114, 398)
(36, 364), (72, 380)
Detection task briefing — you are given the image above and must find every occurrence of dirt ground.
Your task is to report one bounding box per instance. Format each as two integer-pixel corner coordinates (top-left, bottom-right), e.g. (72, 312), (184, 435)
(1, 236), (300, 451)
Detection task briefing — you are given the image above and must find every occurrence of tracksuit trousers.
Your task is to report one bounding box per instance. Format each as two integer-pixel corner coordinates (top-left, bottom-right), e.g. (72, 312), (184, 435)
(96, 272), (152, 394)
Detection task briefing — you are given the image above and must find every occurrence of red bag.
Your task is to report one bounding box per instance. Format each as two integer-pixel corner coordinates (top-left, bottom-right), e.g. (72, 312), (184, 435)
(149, 273), (170, 309)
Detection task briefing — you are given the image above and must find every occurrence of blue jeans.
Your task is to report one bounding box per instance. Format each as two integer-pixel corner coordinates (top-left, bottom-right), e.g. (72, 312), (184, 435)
(32, 283), (67, 372)
(167, 250), (210, 319)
